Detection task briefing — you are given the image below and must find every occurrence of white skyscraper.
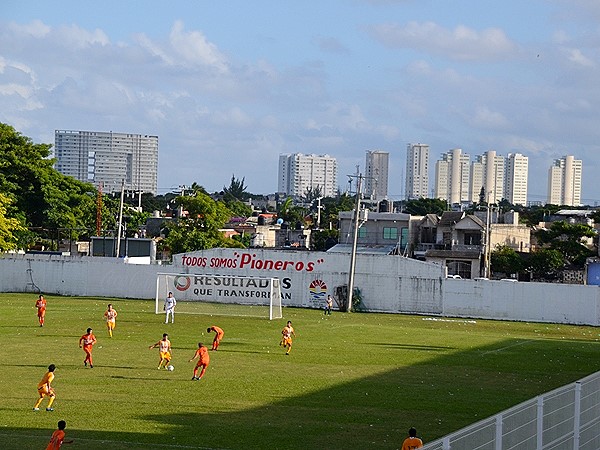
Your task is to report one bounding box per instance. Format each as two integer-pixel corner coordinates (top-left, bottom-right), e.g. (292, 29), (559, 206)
(470, 150), (505, 203)
(405, 143), (429, 199)
(54, 130), (159, 195)
(547, 155), (582, 206)
(278, 153), (338, 199)
(434, 148), (471, 204)
(505, 153), (529, 205)
(364, 150), (389, 201)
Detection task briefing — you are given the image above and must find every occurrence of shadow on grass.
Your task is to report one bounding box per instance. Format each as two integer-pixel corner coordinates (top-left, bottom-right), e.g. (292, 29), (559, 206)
(368, 342), (452, 351)
(126, 338), (596, 450)
(6, 338), (599, 450)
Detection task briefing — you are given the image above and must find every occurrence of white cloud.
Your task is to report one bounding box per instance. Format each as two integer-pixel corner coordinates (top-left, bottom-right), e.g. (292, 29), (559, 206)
(368, 21), (518, 61)
(168, 21), (229, 73)
(563, 47), (595, 67)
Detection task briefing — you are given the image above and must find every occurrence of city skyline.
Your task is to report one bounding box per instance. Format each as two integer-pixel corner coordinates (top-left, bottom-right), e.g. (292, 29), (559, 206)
(2, 1), (600, 204)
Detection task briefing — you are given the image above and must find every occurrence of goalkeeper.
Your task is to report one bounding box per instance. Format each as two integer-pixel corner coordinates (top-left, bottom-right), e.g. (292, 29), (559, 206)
(164, 292), (176, 324)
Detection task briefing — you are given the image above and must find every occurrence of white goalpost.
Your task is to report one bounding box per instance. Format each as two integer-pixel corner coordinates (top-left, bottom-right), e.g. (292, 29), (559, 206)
(155, 273), (283, 320)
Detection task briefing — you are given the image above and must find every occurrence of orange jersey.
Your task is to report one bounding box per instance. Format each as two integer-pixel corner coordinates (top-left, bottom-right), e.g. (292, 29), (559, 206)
(79, 333), (96, 348)
(46, 429), (66, 450)
(36, 298), (47, 311)
(37, 371), (55, 389)
(401, 437), (423, 450)
(211, 326), (224, 339)
(194, 346), (210, 364)
(104, 309), (117, 322)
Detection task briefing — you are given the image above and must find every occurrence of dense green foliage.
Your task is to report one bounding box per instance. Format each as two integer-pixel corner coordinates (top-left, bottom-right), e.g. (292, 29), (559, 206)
(164, 190), (243, 253)
(2, 294), (599, 449)
(534, 221), (596, 267)
(402, 197), (448, 216)
(0, 193), (25, 250)
(490, 245), (524, 276)
(0, 123), (97, 241)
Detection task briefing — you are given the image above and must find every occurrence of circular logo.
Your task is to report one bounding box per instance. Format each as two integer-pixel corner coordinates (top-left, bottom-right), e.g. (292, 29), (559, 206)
(174, 276), (191, 291)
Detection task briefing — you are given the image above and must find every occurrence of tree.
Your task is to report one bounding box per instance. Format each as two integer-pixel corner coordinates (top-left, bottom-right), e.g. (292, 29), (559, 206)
(0, 123), (97, 242)
(223, 174), (248, 201)
(534, 221), (596, 267)
(164, 190), (243, 254)
(402, 198), (448, 216)
(490, 245), (524, 276)
(527, 248), (564, 280)
(0, 193), (25, 251)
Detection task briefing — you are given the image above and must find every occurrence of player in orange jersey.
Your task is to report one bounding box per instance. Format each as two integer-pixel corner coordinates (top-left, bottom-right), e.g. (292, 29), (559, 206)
(189, 342), (210, 380)
(103, 303), (118, 337)
(207, 325), (224, 351)
(281, 320), (296, 355)
(35, 294), (47, 327)
(46, 420), (73, 449)
(34, 364), (57, 411)
(78, 328), (97, 368)
(401, 427), (424, 450)
(149, 333), (172, 370)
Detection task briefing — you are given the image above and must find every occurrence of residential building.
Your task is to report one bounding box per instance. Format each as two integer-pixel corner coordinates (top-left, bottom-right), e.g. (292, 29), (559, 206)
(434, 148), (471, 205)
(547, 155), (583, 206)
(334, 210), (411, 255)
(278, 153), (337, 199)
(505, 153), (529, 205)
(54, 130), (158, 195)
(405, 143), (429, 199)
(470, 150), (505, 203)
(364, 150), (389, 201)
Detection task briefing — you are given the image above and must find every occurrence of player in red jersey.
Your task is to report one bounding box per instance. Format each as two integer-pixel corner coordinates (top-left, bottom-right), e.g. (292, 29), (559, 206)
(401, 427), (423, 450)
(189, 342), (210, 380)
(35, 294), (47, 326)
(46, 420), (73, 449)
(207, 325), (224, 351)
(78, 328), (97, 368)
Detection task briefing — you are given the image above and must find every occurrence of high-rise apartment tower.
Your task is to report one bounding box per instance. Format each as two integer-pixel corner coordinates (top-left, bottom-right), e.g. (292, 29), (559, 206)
(505, 153), (529, 205)
(470, 150), (505, 203)
(54, 130), (158, 195)
(364, 150), (389, 201)
(405, 143), (429, 199)
(278, 153), (338, 199)
(547, 155), (582, 206)
(434, 148), (471, 204)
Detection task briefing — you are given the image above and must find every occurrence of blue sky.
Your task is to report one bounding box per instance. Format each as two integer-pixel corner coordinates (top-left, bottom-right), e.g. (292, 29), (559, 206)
(2, 0), (600, 204)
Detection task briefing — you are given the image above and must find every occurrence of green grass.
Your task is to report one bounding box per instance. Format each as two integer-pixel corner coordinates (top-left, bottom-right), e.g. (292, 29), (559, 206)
(1, 293), (599, 449)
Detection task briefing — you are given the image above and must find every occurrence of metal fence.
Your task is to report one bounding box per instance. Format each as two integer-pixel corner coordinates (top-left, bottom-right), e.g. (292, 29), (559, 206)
(422, 371), (600, 450)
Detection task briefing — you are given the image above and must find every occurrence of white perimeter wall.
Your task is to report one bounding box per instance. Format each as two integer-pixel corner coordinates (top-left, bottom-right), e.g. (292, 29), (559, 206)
(1, 250), (599, 325)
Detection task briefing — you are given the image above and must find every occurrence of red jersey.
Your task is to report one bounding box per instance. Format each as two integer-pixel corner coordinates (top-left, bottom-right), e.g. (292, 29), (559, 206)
(194, 346), (210, 364)
(46, 429), (65, 450)
(36, 298), (47, 310)
(211, 326), (224, 338)
(79, 333), (96, 348)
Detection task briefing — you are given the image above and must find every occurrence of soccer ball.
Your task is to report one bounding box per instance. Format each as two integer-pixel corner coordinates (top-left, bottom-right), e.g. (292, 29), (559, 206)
(167, 365), (174, 371)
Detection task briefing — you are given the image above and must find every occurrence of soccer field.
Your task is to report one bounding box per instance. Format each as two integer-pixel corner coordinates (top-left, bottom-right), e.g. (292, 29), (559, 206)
(1, 293), (599, 449)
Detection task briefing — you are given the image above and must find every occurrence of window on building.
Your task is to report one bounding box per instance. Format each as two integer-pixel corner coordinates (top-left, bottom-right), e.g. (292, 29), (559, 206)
(383, 227), (398, 240)
(358, 227), (367, 238)
(447, 260), (472, 279)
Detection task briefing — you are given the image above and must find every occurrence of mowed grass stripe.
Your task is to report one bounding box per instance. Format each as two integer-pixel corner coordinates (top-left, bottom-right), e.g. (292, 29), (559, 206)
(1, 293), (599, 449)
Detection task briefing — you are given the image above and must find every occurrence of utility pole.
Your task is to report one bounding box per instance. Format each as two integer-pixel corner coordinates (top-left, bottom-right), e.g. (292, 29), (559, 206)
(346, 174), (363, 312)
(116, 180), (125, 258)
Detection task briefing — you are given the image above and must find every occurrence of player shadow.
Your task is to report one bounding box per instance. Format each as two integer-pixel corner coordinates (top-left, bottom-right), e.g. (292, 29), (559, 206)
(368, 342), (452, 351)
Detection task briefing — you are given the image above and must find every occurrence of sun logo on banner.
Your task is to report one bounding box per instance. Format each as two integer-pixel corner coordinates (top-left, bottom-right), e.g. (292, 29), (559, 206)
(309, 279), (327, 304)
(173, 276), (191, 292)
